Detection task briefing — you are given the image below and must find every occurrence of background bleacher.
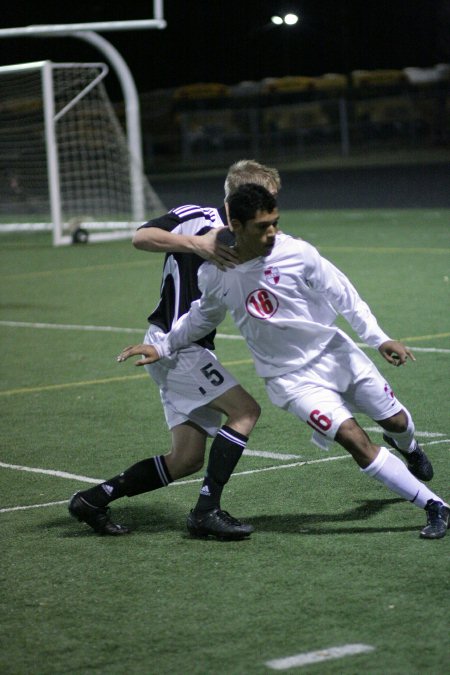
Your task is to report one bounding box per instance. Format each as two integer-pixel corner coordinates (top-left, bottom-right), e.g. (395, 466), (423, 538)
(130, 64), (450, 171)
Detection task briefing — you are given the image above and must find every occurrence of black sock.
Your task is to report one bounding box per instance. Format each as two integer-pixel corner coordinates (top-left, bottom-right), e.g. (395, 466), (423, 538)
(81, 456), (173, 507)
(195, 426), (248, 512)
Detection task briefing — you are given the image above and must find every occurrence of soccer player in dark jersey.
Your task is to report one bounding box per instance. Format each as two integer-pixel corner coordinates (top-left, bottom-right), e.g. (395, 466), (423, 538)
(68, 160), (281, 539)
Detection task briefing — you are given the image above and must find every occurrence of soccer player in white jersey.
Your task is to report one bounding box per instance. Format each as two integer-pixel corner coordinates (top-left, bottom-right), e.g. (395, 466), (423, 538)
(68, 161), (280, 539)
(118, 183), (448, 539)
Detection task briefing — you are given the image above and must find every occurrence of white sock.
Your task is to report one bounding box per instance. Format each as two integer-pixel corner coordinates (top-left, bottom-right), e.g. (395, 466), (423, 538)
(383, 407), (416, 453)
(362, 447), (443, 508)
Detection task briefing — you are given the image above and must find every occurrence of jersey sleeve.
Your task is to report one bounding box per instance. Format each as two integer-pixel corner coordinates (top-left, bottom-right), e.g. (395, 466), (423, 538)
(139, 205), (223, 235)
(156, 263), (227, 357)
(303, 243), (391, 348)
(138, 211), (181, 233)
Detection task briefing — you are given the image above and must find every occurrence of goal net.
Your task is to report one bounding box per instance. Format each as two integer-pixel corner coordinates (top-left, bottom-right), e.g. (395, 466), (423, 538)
(0, 60), (165, 245)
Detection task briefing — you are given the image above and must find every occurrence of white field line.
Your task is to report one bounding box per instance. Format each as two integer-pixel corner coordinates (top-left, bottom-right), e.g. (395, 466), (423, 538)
(0, 320), (240, 340)
(0, 454), (349, 513)
(0, 448), (298, 485)
(364, 427), (445, 438)
(422, 439), (450, 446)
(265, 644), (375, 670)
(0, 321), (449, 352)
(0, 320), (144, 334)
(2, 500), (69, 512)
(244, 449), (300, 460)
(0, 461), (103, 483)
(1, 425), (448, 514)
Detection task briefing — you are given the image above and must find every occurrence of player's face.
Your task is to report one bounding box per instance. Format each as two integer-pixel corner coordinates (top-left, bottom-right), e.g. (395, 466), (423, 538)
(234, 208), (279, 260)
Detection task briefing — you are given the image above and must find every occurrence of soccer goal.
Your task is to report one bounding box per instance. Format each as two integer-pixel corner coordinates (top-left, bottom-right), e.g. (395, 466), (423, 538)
(0, 60), (165, 245)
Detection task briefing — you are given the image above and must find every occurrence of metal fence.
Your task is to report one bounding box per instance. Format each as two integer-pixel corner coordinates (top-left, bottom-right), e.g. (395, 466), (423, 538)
(137, 71), (450, 169)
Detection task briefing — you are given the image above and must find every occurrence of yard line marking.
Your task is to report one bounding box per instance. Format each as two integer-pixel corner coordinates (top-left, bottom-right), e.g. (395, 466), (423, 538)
(2, 348), (449, 395)
(0, 320), (144, 334)
(0, 461), (104, 483)
(321, 245), (450, 253)
(0, 374), (148, 396)
(0, 359), (253, 396)
(1, 500), (69, 513)
(1, 323), (448, 397)
(397, 332), (450, 342)
(422, 439), (450, 446)
(399, 347), (450, 353)
(0, 320), (241, 341)
(244, 449), (300, 460)
(265, 644), (375, 670)
(1, 321), (450, 350)
(364, 427), (444, 438)
(215, 455), (350, 480)
(2, 260), (149, 280)
(0, 454), (349, 513)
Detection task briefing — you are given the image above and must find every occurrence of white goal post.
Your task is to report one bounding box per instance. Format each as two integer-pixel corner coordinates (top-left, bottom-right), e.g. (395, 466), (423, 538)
(0, 60), (165, 245)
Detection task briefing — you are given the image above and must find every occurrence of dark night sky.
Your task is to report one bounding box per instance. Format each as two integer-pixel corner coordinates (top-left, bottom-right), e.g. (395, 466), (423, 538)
(1, 1), (450, 99)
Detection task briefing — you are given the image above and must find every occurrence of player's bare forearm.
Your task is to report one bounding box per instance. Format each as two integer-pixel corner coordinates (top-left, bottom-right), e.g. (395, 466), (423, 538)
(378, 340), (416, 367)
(132, 227), (199, 253)
(132, 227), (237, 269)
(116, 344), (161, 366)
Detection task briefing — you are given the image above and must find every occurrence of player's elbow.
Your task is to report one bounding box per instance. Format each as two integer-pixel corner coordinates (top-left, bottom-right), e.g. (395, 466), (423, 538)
(132, 229), (156, 251)
(132, 229), (145, 249)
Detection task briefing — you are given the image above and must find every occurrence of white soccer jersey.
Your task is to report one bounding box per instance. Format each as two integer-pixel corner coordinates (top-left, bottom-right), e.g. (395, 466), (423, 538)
(160, 233), (391, 378)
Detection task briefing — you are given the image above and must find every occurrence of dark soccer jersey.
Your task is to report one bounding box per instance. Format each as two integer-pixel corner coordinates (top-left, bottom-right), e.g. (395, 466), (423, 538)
(139, 204), (228, 350)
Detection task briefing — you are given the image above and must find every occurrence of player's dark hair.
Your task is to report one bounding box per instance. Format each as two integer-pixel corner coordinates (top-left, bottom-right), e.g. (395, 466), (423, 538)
(227, 183), (277, 225)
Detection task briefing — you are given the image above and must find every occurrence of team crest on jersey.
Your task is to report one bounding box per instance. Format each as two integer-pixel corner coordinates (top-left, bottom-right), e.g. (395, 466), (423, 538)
(263, 266), (280, 285)
(384, 383), (395, 399)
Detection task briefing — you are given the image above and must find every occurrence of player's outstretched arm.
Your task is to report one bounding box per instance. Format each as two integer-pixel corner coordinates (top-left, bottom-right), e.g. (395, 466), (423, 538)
(117, 344), (161, 366)
(378, 340), (416, 367)
(133, 225), (238, 270)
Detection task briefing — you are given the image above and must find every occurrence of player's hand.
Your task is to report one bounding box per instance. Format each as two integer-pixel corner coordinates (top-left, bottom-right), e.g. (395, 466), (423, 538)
(378, 340), (416, 367)
(194, 227), (239, 270)
(116, 344), (161, 366)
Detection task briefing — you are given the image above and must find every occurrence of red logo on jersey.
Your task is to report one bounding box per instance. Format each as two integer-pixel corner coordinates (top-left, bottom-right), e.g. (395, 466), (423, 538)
(246, 289), (279, 319)
(384, 383), (394, 399)
(264, 266), (280, 285)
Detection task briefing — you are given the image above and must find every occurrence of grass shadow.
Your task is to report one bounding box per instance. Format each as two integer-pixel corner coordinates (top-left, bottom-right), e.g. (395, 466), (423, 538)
(41, 497), (421, 538)
(44, 501), (187, 538)
(248, 498), (421, 535)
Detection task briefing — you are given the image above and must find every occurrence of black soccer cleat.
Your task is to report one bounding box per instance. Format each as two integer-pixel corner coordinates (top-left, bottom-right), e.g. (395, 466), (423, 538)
(68, 492), (130, 536)
(382, 434), (433, 482)
(420, 500), (449, 539)
(186, 508), (254, 541)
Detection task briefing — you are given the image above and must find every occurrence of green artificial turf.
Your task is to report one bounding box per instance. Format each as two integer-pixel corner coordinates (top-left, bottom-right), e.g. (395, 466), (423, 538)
(1, 209), (449, 674)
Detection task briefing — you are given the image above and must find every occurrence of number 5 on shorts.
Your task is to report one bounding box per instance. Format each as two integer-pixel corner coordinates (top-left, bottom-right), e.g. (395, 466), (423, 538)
(200, 362), (225, 386)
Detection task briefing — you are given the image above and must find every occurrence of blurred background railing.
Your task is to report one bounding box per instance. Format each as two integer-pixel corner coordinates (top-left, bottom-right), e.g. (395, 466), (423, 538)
(130, 65), (449, 172)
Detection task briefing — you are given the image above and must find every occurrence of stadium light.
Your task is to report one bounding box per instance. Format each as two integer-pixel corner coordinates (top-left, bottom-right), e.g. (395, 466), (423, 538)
(284, 13), (299, 25)
(271, 13), (299, 26)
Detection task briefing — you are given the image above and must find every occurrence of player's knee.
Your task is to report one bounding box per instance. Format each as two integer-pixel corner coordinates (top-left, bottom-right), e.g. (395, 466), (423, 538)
(165, 449), (205, 479)
(381, 409), (409, 433)
(185, 457), (204, 474)
(173, 456), (204, 478)
(245, 398), (262, 424)
(229, 398), (261, 433)
(335, 418), (378, 465)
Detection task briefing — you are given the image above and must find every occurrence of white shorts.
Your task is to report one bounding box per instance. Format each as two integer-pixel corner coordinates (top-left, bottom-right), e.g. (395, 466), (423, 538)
(143, 325), (239, 436)
(265, 333), (403, 441)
